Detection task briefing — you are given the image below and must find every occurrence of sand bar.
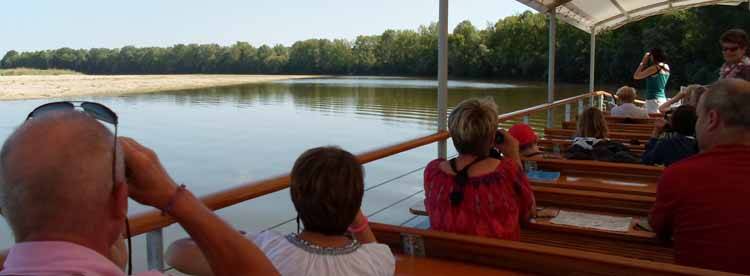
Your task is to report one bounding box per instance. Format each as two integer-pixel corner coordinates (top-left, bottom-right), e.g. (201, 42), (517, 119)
(0, 74), (320, 101)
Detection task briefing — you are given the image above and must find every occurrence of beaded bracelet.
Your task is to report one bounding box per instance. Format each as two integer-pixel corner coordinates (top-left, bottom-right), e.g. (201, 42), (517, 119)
(161, 184), (187, 216)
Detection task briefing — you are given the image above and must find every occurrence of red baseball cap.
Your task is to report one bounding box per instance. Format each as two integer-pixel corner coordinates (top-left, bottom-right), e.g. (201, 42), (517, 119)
(508, 124), (538, 147)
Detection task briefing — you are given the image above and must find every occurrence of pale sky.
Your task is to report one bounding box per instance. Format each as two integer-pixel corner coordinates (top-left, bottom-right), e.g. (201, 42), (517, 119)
(0, 0), (531, 57)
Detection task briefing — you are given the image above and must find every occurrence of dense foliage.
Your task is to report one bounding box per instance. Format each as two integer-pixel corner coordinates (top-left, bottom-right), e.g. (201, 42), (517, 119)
(2, 5), (749, 85)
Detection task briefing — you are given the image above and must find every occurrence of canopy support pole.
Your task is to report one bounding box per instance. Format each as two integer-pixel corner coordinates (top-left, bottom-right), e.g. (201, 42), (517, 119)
(437, 0), (448, 159)
(590, 30), (596, 108)
(589, 32), (596, 93)
(547, 10), (557, 128)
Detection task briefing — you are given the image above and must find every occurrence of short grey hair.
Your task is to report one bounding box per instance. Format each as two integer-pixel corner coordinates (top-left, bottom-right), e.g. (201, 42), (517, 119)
(0, 111), (120, 241)
(701, 79), (750, 129)
(448, 98), (498, 156)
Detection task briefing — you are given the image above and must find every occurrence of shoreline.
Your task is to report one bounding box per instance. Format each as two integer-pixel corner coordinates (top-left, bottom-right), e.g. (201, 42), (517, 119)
(0, 74), (322, 101)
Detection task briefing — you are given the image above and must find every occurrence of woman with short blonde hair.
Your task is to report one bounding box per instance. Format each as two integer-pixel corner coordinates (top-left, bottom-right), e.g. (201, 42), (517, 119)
(448, 98), (498, 156)
(424, 97), (535, 240)
(576, 107), (609, 139)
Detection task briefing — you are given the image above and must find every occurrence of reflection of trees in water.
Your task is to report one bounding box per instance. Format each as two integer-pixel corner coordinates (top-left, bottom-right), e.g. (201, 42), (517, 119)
(114, 80), (587, 128)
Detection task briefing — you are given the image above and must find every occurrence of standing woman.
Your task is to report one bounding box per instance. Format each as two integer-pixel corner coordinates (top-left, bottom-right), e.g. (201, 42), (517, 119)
(633, 48), (670, 114)
(718, 29), (750, 81)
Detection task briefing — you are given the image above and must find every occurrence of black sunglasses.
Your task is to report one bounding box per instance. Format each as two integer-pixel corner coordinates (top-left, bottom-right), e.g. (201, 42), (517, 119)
(722, 46), (740, 52)
(26, 101), (134, 275)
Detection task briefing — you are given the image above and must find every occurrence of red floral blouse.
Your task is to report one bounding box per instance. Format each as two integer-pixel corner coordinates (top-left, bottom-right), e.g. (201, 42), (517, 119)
(423, 158), (535, 240)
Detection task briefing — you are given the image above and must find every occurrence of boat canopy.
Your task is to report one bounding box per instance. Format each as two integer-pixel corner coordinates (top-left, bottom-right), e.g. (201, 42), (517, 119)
(517, 0), (749, 34)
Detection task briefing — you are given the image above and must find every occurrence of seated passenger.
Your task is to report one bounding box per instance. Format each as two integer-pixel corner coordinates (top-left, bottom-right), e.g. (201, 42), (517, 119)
(575, 107), (609, 140)
(423, 98), (535, 240)
(167, 146), (395, 276)
(658, 84), (707, 113)
(0, 108), (278, 275)
(611, 86), (649, 118)
(649, 79), (750, 274)
(641, 105), (698, 166)
(509, 124), (548, 158)
(567, 107), (638, 163)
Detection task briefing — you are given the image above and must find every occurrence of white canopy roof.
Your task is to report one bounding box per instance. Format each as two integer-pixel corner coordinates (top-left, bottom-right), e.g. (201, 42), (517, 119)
(517, 0), (748, 34)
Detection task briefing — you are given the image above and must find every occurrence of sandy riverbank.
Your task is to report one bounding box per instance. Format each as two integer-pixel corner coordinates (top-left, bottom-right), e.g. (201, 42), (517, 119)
(0, 74), (320, 101)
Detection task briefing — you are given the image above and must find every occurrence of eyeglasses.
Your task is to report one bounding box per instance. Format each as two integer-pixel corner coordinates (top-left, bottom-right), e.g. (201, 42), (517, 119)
(26, 101), (133, 275)
(722, 46), (740, 52)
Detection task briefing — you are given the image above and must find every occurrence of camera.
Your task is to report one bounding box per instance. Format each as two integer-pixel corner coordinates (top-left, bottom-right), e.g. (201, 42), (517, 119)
(489, 129), (505, 159)
(495, 129), (505, 145)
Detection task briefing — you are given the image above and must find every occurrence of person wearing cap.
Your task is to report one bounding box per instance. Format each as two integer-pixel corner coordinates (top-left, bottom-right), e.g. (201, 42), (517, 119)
(508, 124), (542, 158)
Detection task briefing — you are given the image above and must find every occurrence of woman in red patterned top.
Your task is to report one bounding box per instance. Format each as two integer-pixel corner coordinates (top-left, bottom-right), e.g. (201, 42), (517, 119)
(424, 98), (535, 240)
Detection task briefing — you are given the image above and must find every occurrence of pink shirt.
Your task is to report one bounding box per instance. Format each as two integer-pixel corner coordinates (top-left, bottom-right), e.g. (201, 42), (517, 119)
(1, 241), (162, 276)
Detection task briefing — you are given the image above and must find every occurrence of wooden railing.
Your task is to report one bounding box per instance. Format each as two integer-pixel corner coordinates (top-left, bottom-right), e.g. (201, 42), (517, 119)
(129, 91), (615, 236)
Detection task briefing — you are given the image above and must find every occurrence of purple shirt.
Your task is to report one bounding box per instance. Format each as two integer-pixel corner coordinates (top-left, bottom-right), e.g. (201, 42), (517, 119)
(1, 241), (162, 276)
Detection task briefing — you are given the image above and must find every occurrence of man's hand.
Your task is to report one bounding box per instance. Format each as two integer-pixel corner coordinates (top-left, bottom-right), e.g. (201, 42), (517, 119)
(120, 137), (178, 209)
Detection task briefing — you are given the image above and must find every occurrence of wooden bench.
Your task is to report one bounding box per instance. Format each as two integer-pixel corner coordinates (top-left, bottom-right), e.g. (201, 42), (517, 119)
(527, 157), (662, 179)
(562, 121), (654, 134)
(537, 138), (646, 156)
(407, 203), (672, 264)
(605, 116), (659, 124)
(372, 222), (736, 275)
(395, 254), (524, 275)
(533, 186), (653, 216)
(544, 128), (651, 144)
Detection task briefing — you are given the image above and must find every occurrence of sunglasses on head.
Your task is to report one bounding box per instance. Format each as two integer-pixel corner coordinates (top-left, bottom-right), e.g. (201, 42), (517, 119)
(25, 101), (133, 275)
(26, 101), (118, 125)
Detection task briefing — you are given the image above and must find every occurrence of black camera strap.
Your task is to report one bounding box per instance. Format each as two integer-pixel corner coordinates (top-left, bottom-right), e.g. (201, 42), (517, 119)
(448, 157), (486, 206)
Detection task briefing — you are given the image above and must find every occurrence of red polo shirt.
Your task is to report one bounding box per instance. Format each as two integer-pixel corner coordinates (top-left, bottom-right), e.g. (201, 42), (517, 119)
(650, 144), (750, 274)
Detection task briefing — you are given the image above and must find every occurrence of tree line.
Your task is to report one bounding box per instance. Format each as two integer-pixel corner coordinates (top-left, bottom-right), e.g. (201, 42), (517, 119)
(2, 5), (749, 85)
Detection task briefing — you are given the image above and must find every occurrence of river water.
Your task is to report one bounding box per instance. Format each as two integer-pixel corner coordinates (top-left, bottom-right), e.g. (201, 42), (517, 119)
(0, 76), (588, 270)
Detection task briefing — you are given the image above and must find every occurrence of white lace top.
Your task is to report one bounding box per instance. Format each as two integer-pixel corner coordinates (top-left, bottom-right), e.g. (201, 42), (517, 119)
(250, 231), (395, 276)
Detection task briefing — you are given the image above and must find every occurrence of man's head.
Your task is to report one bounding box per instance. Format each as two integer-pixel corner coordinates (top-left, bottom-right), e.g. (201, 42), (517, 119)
(669, 105), (697, 137)
(616, 86), (637, 104)
(695, 79), (750, 150)
(508, 124), (538, 156)
(0, 111), (127, 251)
(720, 29), (748, 64)
(290, 146), (363, 236)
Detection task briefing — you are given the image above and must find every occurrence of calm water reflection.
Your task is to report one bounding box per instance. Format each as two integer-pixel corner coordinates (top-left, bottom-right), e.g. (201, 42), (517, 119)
(0, 77), (587, 270)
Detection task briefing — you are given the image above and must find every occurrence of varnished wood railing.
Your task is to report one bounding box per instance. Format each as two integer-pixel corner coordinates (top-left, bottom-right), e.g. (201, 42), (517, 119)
(129, 90), (614, 235)
(129, 131), (450, 235)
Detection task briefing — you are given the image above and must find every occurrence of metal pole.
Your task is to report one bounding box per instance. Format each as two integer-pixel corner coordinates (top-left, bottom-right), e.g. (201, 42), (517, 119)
(437, 0), (449, 159)
(590, 30), (596, 107)
(146, 229), (165, 271)
(546, 10), (557, 128)
(589, 31), (596, 93)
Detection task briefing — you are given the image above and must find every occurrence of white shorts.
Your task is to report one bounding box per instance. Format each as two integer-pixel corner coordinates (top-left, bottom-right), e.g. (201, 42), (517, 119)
(645, 98), (666, 114)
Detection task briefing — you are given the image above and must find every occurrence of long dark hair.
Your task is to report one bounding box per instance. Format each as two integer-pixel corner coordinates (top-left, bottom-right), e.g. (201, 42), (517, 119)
(650, 47), (667, 64)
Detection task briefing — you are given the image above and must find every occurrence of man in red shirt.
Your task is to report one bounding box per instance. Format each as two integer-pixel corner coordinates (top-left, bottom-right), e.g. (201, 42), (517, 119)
(650, 78), (750, 274)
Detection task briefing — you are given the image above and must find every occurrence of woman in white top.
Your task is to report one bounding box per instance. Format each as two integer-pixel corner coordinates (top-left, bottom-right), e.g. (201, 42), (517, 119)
(166, 147), (396, 276)
(611, 86), (649, 118)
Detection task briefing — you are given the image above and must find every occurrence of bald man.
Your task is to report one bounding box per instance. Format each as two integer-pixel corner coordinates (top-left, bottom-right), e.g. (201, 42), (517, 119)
(0, 111), (278, 275)
(649, 79), (750, 274)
